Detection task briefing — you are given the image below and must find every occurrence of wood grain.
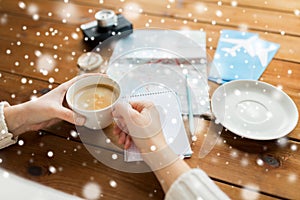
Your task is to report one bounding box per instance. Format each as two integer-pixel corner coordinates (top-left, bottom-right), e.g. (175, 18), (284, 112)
(73, 0), (300, 36)
(0, 0), (300, 199)
(203, 0), (300, 13)
(1, 0), (300, 63)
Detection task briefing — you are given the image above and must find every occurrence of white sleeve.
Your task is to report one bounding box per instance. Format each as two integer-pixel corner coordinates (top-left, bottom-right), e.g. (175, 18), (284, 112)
(0, 102), (18, 149)
(165, 168), (230, 200)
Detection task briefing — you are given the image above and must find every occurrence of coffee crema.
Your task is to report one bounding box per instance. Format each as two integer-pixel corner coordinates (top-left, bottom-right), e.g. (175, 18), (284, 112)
(74, 84), (118, 110)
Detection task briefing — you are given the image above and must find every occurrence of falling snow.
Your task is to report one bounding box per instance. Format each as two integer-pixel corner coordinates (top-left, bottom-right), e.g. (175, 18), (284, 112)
(109, 180), (117, 188)
(0, 1), (299, 199)
(47, 151), (54, 157)
(112, 154), (118, 160)
(150, 145), (157, 151)
(70, 130), (78, 138)
(18, 1), (26, 9)
(82, 182), (102, 200)
(27, 4), (38, 15)
(288, 173), (298, 183)
(290, 144), (297, 151)
(48, 77), (55, 83)
(241, 184), (260, 200)
(256, 158), (264, 166)
(231, 1), (238, 7)
(36, 54), (56, 75)
(18, 140), (24, 146)
(277, 137), (288, 147)
(49, 166), (57, 174)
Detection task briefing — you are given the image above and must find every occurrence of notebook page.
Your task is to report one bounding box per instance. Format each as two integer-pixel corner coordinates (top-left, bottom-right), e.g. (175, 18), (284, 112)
(124, 90), (193, 162)
(107, 30), (210, 116)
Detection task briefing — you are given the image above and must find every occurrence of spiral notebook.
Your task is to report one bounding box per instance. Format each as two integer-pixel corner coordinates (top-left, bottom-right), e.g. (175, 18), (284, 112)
(124, 90), (193, 162)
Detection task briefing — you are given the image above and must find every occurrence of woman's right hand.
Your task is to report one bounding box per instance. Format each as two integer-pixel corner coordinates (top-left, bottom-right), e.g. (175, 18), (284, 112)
(113, 101), (179, 170)
(112, 101), (168, 153)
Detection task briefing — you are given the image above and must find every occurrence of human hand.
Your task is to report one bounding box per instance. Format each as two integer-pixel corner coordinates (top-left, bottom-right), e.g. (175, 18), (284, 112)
(112, 101), (168, 153)
(113, 101), (179, 170)
(4, 74), (100, 136)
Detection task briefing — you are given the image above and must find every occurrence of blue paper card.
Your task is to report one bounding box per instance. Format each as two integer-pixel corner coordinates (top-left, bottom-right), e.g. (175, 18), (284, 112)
(209, 30), (280, 83)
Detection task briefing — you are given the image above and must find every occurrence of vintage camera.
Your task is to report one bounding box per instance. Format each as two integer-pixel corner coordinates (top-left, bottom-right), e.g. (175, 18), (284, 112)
(80, 10), (133, 46)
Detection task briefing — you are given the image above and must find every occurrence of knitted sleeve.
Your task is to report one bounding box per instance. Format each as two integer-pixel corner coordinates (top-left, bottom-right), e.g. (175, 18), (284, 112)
(165, 168), (230, 200)
(0, 102), (18, 149)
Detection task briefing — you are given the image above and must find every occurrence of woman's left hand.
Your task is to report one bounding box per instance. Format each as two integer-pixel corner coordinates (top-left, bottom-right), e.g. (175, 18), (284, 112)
(4, 74), (98, 136)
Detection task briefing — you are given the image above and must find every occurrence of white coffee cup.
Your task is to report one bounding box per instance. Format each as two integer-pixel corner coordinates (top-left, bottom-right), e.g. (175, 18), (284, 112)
(66, 75), (121, 129)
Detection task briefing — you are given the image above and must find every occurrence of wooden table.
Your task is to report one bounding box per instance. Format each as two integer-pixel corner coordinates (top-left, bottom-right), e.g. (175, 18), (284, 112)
(0, 0), (300, 199)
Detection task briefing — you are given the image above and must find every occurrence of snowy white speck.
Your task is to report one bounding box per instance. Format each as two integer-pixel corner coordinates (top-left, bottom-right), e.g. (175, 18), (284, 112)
(109, 180), (117, 188)
(290, 144), (297, 151)
(112, 154), (118, 160)
(82, 182), (102, 200)
(277, 137), (288, 147)
(231, 1), (238, 7)
(49, 166), (56, 174)
(70, 130), (78, 138)
(150, 145), (157, 151)
(256, 158), (264, 166)
(32, 14), (39, 21)
(241, 184), (259, 200)
(21, 78), (27, 84)
(18, 140), (24, 146)
(49, 77), (55, 83)
(47, 151), (54, 157)
(216, 10), (223, 17)
(288, 173), (297, 183)
(18, 1), (26, 9)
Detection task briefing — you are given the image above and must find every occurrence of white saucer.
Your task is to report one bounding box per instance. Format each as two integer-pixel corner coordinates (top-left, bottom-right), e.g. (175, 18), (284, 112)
(211, 80), (298, 140)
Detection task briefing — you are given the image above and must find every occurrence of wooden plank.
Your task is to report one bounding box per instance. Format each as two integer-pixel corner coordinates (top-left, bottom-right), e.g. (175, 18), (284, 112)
(71, 0), (300, 36)
(203, 0), (300, 13)
(186, 120), (300, 199)
(0, 43), (299, 142)
(0, 39), (80, 84)
(0, 129), (276, 200)
(0, 1), (299, 199)
(0, 70), (57, 104)
(44, 117), (300, 199)
(0, 13), (89, 52)
(0, 63), (296, 199)
(1, 1), (300, 64)
(0, 12), (299, 140)
(0, 13), (300, 83)
(0, 131), (164, 200)
(215, 182), (277, 200)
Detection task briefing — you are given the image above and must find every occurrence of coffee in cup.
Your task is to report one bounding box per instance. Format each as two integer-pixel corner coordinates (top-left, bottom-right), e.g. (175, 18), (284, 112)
(66, 75), (121, 129)
(74, 84), (118, 111)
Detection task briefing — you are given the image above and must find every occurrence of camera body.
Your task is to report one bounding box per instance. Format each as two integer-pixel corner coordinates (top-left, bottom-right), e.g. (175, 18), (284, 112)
(81, 10), (133, 46)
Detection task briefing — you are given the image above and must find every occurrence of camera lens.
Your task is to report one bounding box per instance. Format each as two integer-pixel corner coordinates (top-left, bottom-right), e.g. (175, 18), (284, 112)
(95, 10), (118, 28)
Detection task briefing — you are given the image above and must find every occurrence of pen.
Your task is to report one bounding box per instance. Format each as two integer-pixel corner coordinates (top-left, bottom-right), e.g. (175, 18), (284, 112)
(185, 74), (196, 140)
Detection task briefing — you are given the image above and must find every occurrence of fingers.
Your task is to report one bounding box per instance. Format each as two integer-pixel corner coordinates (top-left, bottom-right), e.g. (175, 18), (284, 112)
(114, 102), (148, 124)
(130, 101), (154, 112)
(113, 124), (131, 149)
(113, 125), (122, 135)
(124, 135), (131, 149)
(118, 131), (126, 144)
(56, 107), (86, 126)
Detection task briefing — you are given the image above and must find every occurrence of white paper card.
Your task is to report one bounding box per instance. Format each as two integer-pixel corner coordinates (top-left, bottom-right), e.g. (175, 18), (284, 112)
(124, 90), (193, 162)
